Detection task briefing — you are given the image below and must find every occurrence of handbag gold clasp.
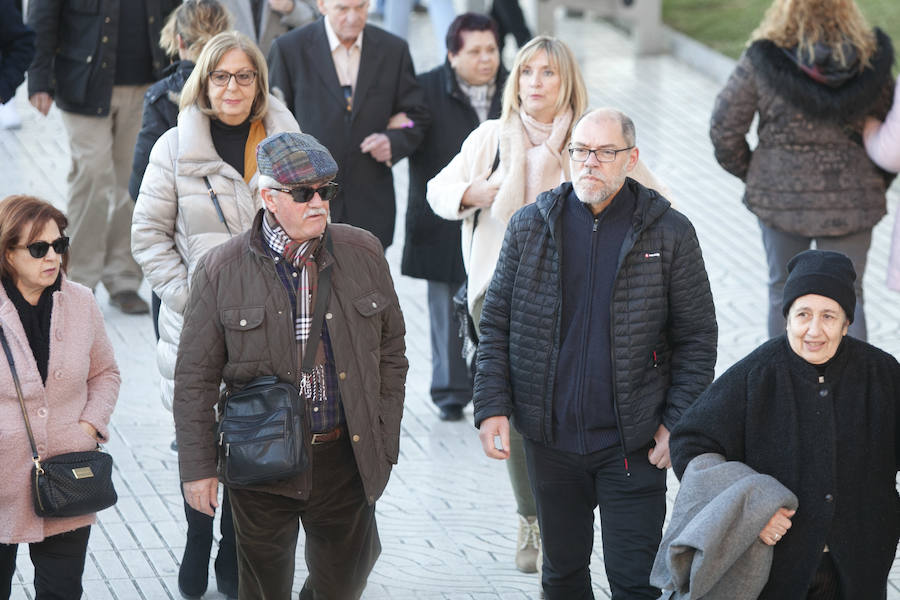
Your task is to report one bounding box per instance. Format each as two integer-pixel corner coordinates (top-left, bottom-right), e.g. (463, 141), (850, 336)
(72, 467), (95, 479)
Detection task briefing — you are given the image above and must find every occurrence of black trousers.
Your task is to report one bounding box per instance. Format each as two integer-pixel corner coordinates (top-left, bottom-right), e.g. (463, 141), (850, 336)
(0, 525), (91, 600)
(807, 552), (841, 600)
(229, 436), (380, 599)
(490, 0), (532, 51)
(524, 439), (666, 600)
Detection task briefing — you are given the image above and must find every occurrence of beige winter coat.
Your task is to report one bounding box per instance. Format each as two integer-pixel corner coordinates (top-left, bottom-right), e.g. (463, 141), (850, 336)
(427, 117), (668, 313)
(0, 277), (120, 543)
(131, 95), (299, 411)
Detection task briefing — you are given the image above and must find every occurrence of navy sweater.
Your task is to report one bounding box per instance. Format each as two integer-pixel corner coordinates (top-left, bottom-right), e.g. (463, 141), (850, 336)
(552, 184), (635, 454)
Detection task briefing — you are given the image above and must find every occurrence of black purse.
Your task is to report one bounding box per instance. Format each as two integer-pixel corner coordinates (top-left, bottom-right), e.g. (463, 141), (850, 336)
(216, 235), (333, 486)
(0, 325), (117, 518)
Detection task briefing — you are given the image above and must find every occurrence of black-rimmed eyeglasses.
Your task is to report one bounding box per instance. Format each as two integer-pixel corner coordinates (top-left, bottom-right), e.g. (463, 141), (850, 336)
(208, 70), (257, 87)
(275, 182), (339, 203)
(16, 236), (70, 259)
(568, 145), (634, 163)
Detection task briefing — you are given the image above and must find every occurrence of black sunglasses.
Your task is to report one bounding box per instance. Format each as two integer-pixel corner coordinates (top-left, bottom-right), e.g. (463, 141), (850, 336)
(17, 236), (70, 259)
(276, 182), (339, 203)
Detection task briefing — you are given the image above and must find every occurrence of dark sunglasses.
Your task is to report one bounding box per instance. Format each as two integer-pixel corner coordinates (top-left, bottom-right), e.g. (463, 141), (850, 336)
(276, 182), (339, 203)
(17, 236), (70, 259)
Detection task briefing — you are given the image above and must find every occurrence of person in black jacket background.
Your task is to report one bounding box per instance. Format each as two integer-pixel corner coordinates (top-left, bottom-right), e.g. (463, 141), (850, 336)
(474, 108), (717, 599)
(26, 0), (179, 315)
(0, 0), (34, 129)
(401, 13), (506, 422)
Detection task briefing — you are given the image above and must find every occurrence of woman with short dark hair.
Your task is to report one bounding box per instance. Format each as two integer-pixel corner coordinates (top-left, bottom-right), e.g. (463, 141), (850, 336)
(0, 194), (120, 599)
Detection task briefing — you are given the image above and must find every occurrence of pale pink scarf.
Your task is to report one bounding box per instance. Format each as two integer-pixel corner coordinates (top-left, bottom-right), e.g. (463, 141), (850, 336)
(521, 108), (573, 207)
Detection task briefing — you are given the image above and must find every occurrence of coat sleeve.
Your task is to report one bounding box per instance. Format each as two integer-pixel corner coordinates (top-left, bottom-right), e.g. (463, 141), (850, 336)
(709, 52), (758, 182)
(661, 218), (718, 432)
(375, 249), (408, 455)
(426, 121), (492, 221)
(382, 42), (430, 163)
(669, 368), (749, 480)
(174, 259), (227, 483)
(129, 94), (172, 201)
(25, 0), (62, 97)
(472, 214), (521, 427)
(131, 130), (190, 313)
(78, 296), (121, 443)
(267, 37), (295, 110)
(864, 78), (900, 173)
(0, 0), (35, 104)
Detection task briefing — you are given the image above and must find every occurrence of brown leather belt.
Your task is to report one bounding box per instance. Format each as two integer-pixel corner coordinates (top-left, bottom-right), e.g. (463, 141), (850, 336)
(311, 424), (345, 445)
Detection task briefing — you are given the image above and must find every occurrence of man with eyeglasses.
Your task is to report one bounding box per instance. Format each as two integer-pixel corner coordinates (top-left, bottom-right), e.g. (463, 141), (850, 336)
(267, 0), (429, 250)
(474, 108), (717, 599)
(174, 132), (407, 600)
(26, 0), (180, 314)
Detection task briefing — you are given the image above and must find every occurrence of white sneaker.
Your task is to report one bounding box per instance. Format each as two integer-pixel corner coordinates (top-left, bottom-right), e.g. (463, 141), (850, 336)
(0, 101), (22, 130)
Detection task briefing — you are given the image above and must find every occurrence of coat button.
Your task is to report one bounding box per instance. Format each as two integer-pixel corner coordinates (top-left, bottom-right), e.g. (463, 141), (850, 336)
(55, 330), (63, 340)
(102, 36), (108, 43)
(371, 301), (377, 308)
(825, 494), (834, 503)
(54, 370), (63, 380)
(338, 372), (346, 380)
(352, 434), (360, 442)
(86, 55), (92, 63)
(819, 389), (829, 397)
(104, 16), (110, 23)
(37, 407), (47, 417)
(239, 319), (247, 327)
(325, 312), (332, 320)
(148, 16), (155, 23)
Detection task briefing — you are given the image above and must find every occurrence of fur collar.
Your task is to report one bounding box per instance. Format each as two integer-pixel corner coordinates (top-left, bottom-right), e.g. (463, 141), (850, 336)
(746, 28), (894, 122)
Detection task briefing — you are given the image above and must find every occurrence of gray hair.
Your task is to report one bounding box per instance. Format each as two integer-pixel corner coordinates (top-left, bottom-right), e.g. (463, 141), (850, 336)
(258, 175), (281, 191)
(574, 108), (636, 147)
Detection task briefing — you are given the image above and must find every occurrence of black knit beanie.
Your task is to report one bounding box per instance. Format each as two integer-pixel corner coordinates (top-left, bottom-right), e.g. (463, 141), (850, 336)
(781, 250), (856, 323)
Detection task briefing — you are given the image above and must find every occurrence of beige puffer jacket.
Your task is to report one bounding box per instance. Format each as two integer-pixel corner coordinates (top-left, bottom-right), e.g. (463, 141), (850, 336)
(131, 95), (300, 410)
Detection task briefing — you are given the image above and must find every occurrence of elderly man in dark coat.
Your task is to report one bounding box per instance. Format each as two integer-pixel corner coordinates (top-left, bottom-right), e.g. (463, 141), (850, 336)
(670, 250), (900, 599)
(401, 13), (506, 421)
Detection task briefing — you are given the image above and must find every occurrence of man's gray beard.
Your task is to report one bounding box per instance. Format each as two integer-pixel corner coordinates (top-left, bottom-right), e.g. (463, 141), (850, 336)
(574, 180), (613, 206)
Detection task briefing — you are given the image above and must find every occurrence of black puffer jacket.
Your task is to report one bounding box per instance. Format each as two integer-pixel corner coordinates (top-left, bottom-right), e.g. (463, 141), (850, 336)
(474, 180), (717, 454)
(129, 60), (194, 200)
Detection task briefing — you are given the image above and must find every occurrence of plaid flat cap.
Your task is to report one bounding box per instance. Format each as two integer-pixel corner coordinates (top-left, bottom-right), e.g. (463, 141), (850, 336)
(256, 132), (338, 186)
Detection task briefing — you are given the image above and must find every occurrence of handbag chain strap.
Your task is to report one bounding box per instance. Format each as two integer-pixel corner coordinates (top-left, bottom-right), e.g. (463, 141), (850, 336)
(302, 232), (333, 374)
(0, 325), (44, 472)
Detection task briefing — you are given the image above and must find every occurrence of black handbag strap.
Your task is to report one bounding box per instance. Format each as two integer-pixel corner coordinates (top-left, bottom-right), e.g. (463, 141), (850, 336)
(302, 232), (333, 374)
(204, 176), (233, 236)
(0, 325), (42, 466)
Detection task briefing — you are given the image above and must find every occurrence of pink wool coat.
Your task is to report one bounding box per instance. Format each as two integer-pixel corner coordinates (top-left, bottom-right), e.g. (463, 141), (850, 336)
(0, 277), (120, 543)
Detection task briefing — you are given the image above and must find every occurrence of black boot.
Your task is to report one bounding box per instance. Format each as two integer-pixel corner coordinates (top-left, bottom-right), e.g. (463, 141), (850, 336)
(179, 495), (213, 599)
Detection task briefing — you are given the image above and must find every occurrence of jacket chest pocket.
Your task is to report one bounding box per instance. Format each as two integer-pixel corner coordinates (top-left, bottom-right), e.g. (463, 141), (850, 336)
(221, 306), (267, 362)
(351, 291), (390, 350)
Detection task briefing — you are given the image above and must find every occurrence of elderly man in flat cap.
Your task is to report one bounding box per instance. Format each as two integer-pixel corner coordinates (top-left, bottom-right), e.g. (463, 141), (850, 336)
(173, 131), (408, 600)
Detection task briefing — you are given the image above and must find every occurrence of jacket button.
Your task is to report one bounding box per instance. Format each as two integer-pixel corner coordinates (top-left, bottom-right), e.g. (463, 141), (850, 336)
(102, 36), (108, 43)
(292, 272), (298, 278)
(352, 434), (360, 442)
(148, 16), (155, 23)
(86, 55), (92, 63)
(819, 389), (829, 397)
(825, 494), (834, 503)
(104, 16), (110, 23)
(371, 301), (377, 308)
(325, 312), (332, 320)
(37, 407), (47, 417)
(239, 319), (247, 327)
(278, 310), (283, 315)
(338, 372), (346, 380)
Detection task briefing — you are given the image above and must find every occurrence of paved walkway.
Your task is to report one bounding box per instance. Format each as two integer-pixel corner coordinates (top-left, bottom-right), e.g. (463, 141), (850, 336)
(1, 8), (899, 600)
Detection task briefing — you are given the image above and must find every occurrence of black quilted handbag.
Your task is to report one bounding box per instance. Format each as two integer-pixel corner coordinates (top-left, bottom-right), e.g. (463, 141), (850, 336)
(0, 326), (117, 518)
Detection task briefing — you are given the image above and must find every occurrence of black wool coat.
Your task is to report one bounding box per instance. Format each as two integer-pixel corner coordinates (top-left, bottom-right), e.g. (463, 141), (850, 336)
(400, 61), (507, 284)
(26, 0), (178, 116)
(268, 20), (430, 249)
(0, 0), (34, 104)
(670, 335), (900, 600)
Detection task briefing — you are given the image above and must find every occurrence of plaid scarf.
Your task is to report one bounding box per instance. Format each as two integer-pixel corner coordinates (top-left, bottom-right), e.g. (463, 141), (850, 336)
(262, 211), (327, 404)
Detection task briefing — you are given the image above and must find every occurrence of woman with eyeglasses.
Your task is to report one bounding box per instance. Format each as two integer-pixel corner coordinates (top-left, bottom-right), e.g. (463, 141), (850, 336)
(131, 29), (299, 600)
(426, 35), (665, 579)
(0, 195), (120, 599)
(709, 0), (894, 342)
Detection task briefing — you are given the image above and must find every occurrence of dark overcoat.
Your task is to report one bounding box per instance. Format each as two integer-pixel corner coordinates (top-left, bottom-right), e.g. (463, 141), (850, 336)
(400, 60), (506, 284)
(670, 335), (900, 599)
(267, 19), (430, 249)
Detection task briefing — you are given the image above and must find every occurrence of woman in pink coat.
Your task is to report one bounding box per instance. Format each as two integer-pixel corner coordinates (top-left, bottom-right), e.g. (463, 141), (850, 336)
(0, 195), (120, 599)
(864, 78), (900, 292)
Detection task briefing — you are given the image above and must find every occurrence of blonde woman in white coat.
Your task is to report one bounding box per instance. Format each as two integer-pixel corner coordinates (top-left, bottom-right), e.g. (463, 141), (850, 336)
(130, 31), (299, 600)
(427, 36), (666, 576)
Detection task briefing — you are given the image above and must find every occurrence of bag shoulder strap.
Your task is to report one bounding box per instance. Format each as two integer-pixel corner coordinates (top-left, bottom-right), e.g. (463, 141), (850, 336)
(204, 176), (233, 237)
(301, 232), (333, 374)
(0, 325), (41, 462)
(471, 145), (499, 234)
